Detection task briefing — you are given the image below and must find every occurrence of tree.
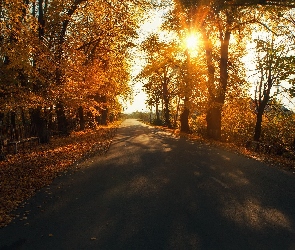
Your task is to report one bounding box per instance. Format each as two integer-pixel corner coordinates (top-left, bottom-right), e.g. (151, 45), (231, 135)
(170, 1), (244, 139)
(0, 0), (43, 110)
(144, 75), (163, 124)
(285, 12), (295, 98)
(0, 0), (150, 144)
(138, 35), (181, 128)
(180, 0), (295, 9)
(253, 34), (295, 141)
(175, 0), (294, 140)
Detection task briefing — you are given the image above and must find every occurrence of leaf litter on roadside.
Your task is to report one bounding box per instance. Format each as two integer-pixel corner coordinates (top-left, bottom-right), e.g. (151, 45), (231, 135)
(157, 125), (295, 173)
(0, 122), (119, 228)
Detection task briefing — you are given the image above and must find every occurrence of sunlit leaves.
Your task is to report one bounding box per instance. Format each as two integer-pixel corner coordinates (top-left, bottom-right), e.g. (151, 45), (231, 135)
(0, 0), (148, 116)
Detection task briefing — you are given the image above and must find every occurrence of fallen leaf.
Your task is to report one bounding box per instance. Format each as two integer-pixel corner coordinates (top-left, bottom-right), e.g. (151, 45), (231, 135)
(0, 123), (119, 228)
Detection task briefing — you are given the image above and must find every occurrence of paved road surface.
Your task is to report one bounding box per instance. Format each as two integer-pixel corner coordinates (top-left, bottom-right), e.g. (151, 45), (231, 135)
(1, 119), (295, 250)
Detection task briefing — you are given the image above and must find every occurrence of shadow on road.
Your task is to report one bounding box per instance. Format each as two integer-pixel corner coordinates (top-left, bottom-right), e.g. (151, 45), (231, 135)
(1, 119), (295, 250)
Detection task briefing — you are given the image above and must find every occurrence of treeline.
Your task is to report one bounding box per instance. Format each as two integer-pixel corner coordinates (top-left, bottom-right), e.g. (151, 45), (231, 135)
(0, 0), (149, 150)
(136, 0), (295, 152)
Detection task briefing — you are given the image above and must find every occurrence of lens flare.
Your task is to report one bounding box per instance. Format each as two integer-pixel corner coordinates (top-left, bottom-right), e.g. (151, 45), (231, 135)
(185, 34), (198, 50)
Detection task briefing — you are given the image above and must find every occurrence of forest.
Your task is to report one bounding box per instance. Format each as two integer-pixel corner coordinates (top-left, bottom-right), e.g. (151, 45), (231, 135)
(135, 0), (295, 156)
(0, 0), (148, 155)
(0, 0), (295, 156)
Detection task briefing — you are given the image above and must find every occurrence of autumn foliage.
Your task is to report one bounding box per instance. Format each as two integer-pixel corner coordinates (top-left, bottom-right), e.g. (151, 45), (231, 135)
(0, 0), (146, 145)
(137, 0), (295, 152)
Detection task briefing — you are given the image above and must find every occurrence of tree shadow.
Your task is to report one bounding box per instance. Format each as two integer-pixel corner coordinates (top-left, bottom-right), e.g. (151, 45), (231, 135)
(1, 119), (295, 250)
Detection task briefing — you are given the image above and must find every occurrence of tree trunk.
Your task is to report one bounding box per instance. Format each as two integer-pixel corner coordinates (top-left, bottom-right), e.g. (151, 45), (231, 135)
(180, 106), (190, 133)
(206, 105), (222, 140)
(156, 103), (159, 120)
(48, 106), (54, 131)
(201, 15), (231, 140)
(10, 112), (16, 129)
(155, 102), (160, 124)
(149, 105), (152, 124)
(180, 96), (190, 133)
(18, 70), (28, 87)
(31, 107), (49, 143)
(163, 104), (171, 128)
(10, 112), (17, 140)
(254, 107), (264, 141)
(56, 102), (68, 135)
(174, 96), (181, 128)
(38, 0), (45, 40)
(101, 108), (108, 126)
(98, 95), (108, 125)
(55, 0), (86, 85)
(162, 78), (171, 128)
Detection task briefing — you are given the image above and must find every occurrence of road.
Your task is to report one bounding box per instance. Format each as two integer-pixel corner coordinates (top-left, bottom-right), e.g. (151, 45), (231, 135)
(1, 119), (295, 250)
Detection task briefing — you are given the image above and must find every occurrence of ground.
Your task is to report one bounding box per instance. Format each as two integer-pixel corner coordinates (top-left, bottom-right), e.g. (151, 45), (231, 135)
(0, 123), (118, 228)
(1, 119), (294, 249)
(0, 119), (294, 229)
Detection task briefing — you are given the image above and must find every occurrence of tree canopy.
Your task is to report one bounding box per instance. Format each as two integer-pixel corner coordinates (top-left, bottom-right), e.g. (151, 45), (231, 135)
(1, 0), (295, 151)
(135, 0), (295, 148)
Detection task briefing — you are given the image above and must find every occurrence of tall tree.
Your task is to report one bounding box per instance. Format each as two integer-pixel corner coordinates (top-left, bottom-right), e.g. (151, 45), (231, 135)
(0, 0), (149, 135)
(138, 35), (181, 128)
(253, 35), (295, 141)
(176, 0), (294, 140)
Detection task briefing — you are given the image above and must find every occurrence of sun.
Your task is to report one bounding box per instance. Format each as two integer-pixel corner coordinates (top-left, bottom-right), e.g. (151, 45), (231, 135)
(185, 33), (199, 51)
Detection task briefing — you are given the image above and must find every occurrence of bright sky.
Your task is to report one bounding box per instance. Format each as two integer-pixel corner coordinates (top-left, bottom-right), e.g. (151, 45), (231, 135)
(123, 8), (166, 114)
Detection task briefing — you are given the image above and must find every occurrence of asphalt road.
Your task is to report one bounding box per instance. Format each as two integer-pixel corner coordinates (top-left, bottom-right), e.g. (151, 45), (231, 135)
(1, 119), (295, 250)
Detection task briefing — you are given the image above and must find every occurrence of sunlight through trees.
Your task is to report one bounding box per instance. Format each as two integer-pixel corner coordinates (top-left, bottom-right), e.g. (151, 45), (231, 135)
(1, 0), (295, 154)
(133, 0), (295, 149)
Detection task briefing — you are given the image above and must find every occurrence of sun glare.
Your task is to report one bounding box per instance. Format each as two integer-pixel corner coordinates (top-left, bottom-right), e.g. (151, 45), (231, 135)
(185, 34), (199, 51)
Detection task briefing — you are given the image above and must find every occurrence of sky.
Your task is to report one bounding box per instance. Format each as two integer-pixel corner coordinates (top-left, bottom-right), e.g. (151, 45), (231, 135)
(123, 7), (167, 114)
